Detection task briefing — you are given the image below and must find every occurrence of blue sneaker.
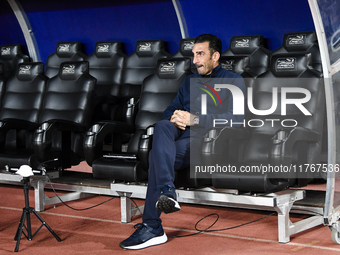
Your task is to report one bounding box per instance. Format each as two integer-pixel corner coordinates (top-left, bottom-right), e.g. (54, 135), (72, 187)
(119, 223), (167, 250)
(156, 185), (181, 214)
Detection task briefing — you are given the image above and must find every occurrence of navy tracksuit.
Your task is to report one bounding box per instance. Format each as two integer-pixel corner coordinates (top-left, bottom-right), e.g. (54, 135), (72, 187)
(142, 64), (246, 228)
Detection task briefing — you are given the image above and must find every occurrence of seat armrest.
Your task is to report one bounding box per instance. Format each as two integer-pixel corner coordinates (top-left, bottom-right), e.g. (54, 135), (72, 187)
(270, 127), (321, 166)
(202, 126), (250, 154)
(84, 121), (135, 166)
(201, 126), (250, 166)
(33, 120), (99, 163)
(33, 122), (64, 162)
(123, 97), (139, 126)
(138, 124), (156, 170)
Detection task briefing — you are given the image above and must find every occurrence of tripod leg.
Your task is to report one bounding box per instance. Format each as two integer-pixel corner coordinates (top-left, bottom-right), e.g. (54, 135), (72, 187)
(26, 210), (32, 240)
(14, 209), (26, 241)
(14, 210), (27, 252)
(32, 210), (61, 242)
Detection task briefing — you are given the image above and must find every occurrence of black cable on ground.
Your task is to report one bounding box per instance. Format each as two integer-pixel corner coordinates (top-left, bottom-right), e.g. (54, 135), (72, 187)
(169, 212), (276, 238)
(130, 198), (324, 238)
(45, 174), (115, 211)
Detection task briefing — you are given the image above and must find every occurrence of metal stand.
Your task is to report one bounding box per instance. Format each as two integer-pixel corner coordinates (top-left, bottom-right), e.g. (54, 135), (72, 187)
(0, 170), (326, 243)
(14, 177), (61, 252)
(110, 182), (324, 243)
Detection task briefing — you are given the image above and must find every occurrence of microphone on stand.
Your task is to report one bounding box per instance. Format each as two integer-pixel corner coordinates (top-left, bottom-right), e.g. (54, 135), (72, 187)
(15, 165), (34, 177)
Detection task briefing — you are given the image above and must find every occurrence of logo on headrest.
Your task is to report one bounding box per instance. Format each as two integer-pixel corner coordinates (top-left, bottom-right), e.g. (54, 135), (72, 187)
(183, 41), (194, 51)
(221, 60), (234, 71)
(276, 57), (296, 71)
(97, 44), (110, 53)
(19, 65), (31, 75)
(1, 47), (10, 55)
(58, 44), (71, 52)
(62, 64), (75, 74)
(235, 38), (250, 48)
(160, 62), (176, 74)
(138, 43), (152, 52)
(287, 35), (306, 46)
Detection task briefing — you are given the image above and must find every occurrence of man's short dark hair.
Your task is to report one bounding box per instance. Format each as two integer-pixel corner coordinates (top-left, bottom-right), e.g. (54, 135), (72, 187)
(194, 34), (222, 56)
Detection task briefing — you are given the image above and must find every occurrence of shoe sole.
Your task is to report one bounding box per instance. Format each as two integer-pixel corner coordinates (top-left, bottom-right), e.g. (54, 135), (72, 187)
(156, 195), (181, 214)
(120, 233), (167, 250)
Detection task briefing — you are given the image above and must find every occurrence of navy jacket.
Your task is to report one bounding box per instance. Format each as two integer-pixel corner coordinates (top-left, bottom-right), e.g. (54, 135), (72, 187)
(162, 64), (246, 136)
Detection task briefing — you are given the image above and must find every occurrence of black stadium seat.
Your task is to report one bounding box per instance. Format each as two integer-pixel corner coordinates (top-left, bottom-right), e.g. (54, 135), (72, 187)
(84, 58), (192, 181)
(272, 31), (325, 176)
(222, 35), (271, 77)
(86, 41), (126, 121)
(45, 41), (86, 78)
(202, 52), (325, 192)
(219, 55), (253, 78)
(0, 44), (30, 79)
(119, 39), (171, 100)
(217, 55), (256, 163)
(272, 31), (322, 72)
(172, 37), (196, 73)
(0, 62), (47, 169)
(33, 61), (96, 170)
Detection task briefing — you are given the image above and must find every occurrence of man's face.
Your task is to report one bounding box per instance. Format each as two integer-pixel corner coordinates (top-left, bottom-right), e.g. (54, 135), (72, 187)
(192, 42), (219, 75)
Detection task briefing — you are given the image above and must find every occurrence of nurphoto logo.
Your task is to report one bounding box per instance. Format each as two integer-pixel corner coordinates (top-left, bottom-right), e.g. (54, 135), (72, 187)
(199, 84), (311, 128)
(198, 83), (222, 115)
